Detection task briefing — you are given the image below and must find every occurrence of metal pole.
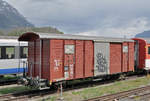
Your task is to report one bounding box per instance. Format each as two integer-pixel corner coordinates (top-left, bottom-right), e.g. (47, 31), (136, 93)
(60, 82), (64, 101)
(60, 83), (62, 97)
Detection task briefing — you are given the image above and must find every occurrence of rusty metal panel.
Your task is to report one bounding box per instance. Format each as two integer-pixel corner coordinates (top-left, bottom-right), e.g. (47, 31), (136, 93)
(34, 39), (40, 77)
(94, 42), (110, 76)
(132, 38), (146, 69)
(64, 40), (75, 80)
(42, 39), (50, 79)
(128, 42), (134, 71)
(50, 40), (64, 82)
(110, 43), (122, 74)
(84, 41), (94, 77)
(75, 40), (84, 79)
(28, 41), (34, 77)
(28, 39), (40, 78)
(122, 43), (128, 72)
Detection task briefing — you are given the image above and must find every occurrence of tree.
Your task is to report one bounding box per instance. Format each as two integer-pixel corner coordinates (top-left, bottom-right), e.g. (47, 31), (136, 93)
(0, 30), (4, 36)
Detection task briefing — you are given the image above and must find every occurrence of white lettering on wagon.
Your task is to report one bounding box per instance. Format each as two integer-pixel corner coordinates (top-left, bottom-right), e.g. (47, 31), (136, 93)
(69, 64), (74, 78)
(54, 59), (62, 71)
(64, 72), (69, 79)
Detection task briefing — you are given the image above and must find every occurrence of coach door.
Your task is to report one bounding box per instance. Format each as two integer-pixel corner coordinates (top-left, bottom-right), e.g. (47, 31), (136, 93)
(94, 42), (110, 76)
(64, 41), (75, 80)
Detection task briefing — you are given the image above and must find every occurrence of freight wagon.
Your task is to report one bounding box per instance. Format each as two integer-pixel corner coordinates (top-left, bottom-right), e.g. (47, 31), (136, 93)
(19, 32), (135, 89)
(133, 38), (150, 70)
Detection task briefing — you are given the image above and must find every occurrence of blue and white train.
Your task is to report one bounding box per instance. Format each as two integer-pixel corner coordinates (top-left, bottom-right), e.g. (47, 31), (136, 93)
(0, 36), (28, 75)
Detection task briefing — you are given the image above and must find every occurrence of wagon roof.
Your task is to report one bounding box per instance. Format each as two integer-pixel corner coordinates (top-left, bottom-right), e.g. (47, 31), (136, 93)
(134, 37), (150, 44)
(141, 38), (150, 44)
(18, 32), (134, 42)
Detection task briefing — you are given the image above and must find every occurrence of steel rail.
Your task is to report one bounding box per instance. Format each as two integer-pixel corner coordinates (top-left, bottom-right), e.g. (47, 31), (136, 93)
(85, 85), (150, 101)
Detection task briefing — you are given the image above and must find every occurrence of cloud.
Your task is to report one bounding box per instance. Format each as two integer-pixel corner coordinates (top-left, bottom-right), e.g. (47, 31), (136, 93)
(4, 0), (150, 37)
(76, 17), (150, 38)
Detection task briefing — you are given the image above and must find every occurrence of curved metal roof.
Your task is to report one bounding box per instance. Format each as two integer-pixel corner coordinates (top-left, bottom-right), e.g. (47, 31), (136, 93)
(134, 37), (150, 44)
(18, 32), (134, 43)
(142, 38), (150, 44)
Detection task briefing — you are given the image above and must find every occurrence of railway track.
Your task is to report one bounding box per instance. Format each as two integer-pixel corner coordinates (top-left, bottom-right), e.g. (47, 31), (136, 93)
(127, 89), (150, 101)
(0, 89), (56, 101)
(0, 74), (147, 101)
(84, 85), (150, 101)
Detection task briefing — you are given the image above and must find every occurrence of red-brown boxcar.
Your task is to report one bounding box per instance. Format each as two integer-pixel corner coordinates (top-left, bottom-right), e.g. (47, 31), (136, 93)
(18, 32), (134, 89)
(132, 38), (150, 70)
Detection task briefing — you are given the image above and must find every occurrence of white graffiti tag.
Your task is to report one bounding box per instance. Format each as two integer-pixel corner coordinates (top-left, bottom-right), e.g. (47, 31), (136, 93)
(69, 64), (74, 78)
(54, 59), (62, 71)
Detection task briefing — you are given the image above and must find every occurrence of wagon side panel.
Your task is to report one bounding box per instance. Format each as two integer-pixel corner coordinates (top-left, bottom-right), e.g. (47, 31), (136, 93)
(132, 38), (146, 69)
(50, 40), (64, 82)
(110, 43), (122, 74)
(28, 41), (35, 77)
(122, 42), (128, 72)
(75, 40), (84, 79)
(139, 40), (146, 69)
(34, 39), (40, 77)
(42, 39), (50, 80)
(64, 40), (75, 80)
(84, 41), (94, 77)
(94, 42), (110, 76)
(128, 42), (134, 71)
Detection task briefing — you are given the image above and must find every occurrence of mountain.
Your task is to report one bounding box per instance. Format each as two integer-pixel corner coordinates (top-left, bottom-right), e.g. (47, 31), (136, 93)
(0, 0), (34, 29)
(7, 27), (64, 36)
(135, 30), (150, 38)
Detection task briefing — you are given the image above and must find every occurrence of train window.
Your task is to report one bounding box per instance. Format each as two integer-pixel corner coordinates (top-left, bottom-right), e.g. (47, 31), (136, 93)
(148, 47), (150, 55)
(6, 47), (15, 59)
(20, 47), (28, 58)
(0, 48), (1, 59)
(0, 47), (5, 59)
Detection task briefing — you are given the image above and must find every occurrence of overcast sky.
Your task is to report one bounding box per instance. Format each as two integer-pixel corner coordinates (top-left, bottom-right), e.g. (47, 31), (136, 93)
(4, 0), (150, 37)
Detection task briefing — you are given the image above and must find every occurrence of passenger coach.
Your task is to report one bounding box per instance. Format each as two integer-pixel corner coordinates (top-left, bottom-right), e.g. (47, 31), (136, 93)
(18, 32), (134, 89)
(0, 36), (28, 75)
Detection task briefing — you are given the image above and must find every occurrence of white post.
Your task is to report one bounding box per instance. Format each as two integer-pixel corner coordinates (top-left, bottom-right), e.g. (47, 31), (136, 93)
(60, 82), (64, 101)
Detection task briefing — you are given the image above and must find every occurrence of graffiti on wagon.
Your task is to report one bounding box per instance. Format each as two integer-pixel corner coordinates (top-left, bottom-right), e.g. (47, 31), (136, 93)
(96, 52), (107, 73)
(54, 59), (62, 71)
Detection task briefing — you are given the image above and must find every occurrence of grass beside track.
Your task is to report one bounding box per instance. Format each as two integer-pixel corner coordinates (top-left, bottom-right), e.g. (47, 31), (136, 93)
(43, 76), (150, 101)
(0, 86), (31, 94)
(0, 75), (31, 94)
